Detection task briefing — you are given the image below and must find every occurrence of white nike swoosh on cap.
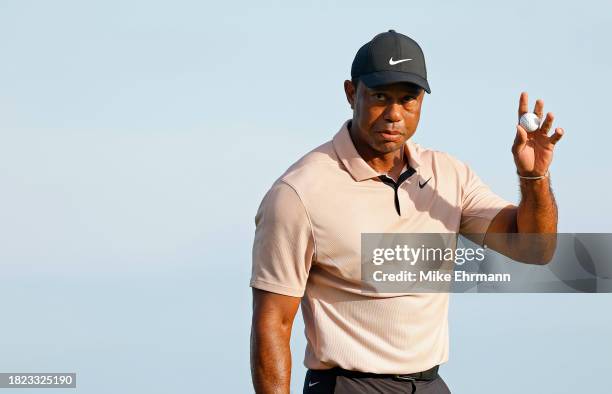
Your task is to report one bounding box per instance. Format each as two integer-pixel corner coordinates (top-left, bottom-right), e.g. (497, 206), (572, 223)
(308, 381), (320, 387)
(389, 57), (412, 65)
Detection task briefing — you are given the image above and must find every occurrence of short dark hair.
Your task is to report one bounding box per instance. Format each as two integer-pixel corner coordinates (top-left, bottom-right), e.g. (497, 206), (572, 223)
(351, 78), (360, 90)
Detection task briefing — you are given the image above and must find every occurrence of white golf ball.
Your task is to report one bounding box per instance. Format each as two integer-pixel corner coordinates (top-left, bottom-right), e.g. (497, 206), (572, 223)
(519, 112), (542, 132)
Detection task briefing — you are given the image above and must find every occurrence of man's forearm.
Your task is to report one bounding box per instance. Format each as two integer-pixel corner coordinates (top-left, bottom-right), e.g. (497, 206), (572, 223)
(517, 176), (557, 233)
(250, 323), (292, 394)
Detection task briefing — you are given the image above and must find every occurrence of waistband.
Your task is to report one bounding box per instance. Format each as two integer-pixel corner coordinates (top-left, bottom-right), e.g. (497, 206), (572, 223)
(309, 364), (439, 382)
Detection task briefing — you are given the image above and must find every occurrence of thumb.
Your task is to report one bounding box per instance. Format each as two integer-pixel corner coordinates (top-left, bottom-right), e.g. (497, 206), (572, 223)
(512, 125), (528, 155)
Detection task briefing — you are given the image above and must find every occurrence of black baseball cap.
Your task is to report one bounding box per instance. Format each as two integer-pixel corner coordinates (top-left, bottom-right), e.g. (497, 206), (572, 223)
(351, 30), (431, 94)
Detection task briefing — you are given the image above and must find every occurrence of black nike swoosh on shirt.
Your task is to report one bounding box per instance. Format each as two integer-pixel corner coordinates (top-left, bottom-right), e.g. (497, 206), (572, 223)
(419, 177), (432, 189)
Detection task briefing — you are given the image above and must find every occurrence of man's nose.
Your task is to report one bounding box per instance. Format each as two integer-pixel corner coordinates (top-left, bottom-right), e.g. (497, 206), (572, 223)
(383, 102), (402, 123)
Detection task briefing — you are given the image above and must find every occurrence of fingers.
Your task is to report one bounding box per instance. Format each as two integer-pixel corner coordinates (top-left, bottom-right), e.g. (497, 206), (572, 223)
(518, 92), (529, 121)
(512, 125), (529, 155)
(550, 127), (564, 145)
(533, 99), (544, 119)
(539, 112), (554, 134)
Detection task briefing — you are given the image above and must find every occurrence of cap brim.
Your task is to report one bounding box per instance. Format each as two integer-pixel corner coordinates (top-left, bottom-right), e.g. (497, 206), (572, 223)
(360, 71), (431, 94)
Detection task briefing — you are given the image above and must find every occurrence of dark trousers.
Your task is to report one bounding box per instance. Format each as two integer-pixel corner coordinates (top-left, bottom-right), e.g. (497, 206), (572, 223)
(303, 368), (452, 394)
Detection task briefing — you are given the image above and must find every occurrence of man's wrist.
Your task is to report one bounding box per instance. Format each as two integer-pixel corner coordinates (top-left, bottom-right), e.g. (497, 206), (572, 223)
(517, 170), (549, 180)
(519, 172), (551, 199)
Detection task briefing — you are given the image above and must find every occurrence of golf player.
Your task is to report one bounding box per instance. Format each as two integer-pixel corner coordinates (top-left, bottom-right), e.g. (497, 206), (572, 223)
(250, 30), (564, 394)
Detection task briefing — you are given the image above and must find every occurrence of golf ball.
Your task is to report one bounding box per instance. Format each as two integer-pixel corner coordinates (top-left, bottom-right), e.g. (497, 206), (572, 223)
(519, 112), (542, 132)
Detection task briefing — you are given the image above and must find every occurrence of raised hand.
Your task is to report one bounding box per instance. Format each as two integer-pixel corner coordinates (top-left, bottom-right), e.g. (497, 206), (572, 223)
(512, 92), (564, 177)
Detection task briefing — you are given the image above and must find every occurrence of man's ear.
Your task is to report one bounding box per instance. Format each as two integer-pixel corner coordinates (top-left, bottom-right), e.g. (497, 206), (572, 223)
(344, 80), (356, 110)
(418, 88), (425, 102)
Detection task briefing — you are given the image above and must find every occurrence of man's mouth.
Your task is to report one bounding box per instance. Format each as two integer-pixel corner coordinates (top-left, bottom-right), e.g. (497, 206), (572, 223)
(378, 130), (402, 141)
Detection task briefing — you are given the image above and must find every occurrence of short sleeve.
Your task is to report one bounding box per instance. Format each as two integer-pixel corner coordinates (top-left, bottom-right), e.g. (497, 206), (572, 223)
(459, 162), (514, 241)
(250, 181), (315, 297)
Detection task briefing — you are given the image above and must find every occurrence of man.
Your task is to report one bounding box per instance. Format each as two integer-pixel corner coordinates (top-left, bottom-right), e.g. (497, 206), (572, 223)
(250, 30), (564, 394)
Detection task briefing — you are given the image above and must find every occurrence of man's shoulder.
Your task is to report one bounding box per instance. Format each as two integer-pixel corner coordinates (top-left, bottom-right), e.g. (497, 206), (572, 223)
(276, 139), (345, 190)
(412, 142), (468, 171)
(256, 139), (341, 215)
(414, 143), (490, 195)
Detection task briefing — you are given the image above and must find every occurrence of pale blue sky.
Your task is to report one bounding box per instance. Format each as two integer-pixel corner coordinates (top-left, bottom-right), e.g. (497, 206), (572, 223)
(0, 1), (610, 393)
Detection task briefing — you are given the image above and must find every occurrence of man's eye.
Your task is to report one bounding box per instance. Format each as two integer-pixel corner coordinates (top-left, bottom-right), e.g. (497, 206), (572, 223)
(374, 93), (386, 101)
(403, 96), (416, 102)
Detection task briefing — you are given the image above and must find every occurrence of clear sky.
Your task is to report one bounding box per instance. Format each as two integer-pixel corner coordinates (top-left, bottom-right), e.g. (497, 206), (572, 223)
(0, 1), (610, 393)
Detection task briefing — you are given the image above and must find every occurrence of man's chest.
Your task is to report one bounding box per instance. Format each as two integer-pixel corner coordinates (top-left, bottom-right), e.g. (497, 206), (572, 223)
(301, 176), (463, 280)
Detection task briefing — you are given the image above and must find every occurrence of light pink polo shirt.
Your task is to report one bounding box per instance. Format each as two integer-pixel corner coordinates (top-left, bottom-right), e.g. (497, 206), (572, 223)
(250, 119), (513, 374)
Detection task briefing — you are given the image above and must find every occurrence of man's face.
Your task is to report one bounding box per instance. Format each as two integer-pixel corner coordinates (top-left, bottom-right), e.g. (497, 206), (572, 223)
(344, 80), (425, 155)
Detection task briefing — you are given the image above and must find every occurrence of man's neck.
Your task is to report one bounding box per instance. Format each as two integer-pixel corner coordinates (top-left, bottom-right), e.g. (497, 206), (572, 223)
(385, 154), (406, 181)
